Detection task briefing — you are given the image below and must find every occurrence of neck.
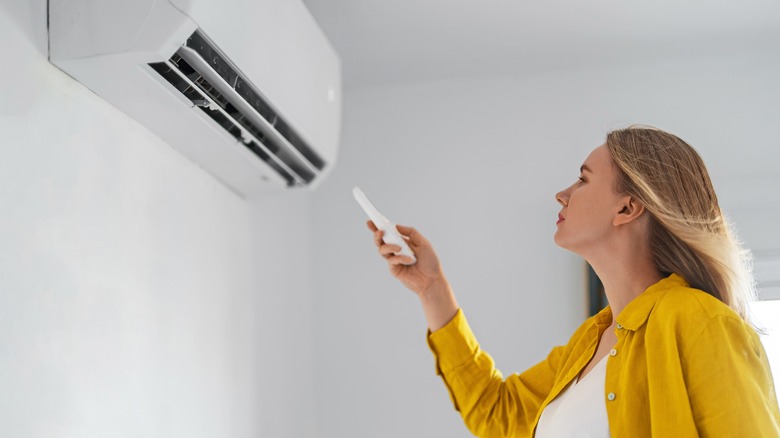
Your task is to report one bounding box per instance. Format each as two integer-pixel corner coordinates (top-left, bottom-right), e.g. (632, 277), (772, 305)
(586, 235), (664, 319)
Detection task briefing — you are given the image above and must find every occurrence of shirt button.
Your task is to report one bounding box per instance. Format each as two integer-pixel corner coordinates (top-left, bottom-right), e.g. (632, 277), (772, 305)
(616, 323), (623, 330)
(607, 392), (616, 401)
(610, 348), (617, 356)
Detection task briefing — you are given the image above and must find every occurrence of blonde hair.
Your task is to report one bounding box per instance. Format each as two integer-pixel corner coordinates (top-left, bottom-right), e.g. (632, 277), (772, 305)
(605, 126), (756, 324)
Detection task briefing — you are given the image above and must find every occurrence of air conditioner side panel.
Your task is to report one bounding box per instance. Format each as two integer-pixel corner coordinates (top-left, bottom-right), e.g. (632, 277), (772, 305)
(49, 0), (194, 63)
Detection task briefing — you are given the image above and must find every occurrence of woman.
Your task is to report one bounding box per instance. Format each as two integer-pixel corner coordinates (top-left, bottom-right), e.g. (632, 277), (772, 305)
(366, 126), (780, 437)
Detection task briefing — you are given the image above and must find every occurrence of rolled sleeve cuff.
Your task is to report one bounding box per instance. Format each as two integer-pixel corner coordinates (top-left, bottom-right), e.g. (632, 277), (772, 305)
(426, 308), (481, 375)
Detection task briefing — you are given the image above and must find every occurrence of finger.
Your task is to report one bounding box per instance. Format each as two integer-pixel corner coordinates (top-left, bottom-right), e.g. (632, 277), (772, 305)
(395, 224), (416, 237)
(395, 225), (425, 245)
(379, 244), (402, 256)
(366, 220), (378, 232)
(387, 254), (415, 265)
(373, 230), (384, 247)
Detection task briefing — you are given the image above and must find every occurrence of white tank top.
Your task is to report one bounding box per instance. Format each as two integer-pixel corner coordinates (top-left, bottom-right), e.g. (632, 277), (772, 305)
(534, 355), (610, 437)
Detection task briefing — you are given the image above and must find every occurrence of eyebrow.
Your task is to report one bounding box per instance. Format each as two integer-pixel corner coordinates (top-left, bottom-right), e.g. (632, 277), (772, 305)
(580, 164), (593, 173)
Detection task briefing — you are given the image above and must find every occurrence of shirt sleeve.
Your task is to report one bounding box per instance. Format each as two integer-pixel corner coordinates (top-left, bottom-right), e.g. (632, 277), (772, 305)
(683, 314), (780, 437)
(427, 309), (564, 437)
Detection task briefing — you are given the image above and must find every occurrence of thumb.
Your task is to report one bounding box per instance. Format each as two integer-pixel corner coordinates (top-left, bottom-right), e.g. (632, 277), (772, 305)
(395, 224), (427, 245)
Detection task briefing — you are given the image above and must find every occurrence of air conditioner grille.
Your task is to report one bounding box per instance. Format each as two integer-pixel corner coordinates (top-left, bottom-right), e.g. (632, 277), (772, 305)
(183, 30), (325, 171)
(150, 59), (299, 186)
(148, 29), (325, 187)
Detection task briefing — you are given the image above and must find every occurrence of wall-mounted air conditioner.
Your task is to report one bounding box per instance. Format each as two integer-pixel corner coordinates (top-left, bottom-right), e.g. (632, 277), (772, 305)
(49, 0), (341, 196)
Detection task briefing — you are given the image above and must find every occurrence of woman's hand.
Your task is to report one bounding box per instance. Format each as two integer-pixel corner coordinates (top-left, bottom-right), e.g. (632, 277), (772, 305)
(366, 221), (459, 332)
(366, 221), (444, 296)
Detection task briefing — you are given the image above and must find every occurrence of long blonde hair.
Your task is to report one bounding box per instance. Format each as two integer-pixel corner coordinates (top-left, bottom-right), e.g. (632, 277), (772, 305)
(606, 126), (756, 324)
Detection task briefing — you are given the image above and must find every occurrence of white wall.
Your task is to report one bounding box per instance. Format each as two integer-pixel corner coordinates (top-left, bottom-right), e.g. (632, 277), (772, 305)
(311, 52), (780, 437)
(0, 2), (315, 437)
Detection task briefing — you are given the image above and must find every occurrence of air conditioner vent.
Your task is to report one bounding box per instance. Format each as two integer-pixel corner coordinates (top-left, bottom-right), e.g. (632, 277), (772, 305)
(149, 30), (325, 187)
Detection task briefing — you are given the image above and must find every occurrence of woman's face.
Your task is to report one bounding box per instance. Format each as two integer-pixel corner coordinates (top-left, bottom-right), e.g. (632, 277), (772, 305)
(554, 144), (626, 255)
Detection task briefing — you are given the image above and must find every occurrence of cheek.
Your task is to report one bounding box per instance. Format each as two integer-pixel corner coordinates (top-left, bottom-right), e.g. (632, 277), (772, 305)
(570, 191), (613, 225)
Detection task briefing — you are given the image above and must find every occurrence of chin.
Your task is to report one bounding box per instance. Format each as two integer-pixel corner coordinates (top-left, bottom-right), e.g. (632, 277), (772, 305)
(553, 231), (566, 249)
(553, 232), (582, 255)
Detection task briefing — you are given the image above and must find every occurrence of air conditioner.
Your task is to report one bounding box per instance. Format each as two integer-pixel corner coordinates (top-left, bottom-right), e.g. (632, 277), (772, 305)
(48, 0), (341, 196)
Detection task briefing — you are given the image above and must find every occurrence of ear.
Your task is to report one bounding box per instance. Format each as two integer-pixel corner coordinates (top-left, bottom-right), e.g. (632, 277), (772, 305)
(613, 195), (646, 226)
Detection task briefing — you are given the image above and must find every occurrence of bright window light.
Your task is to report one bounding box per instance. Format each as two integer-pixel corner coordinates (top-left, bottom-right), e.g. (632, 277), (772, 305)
(749, 299), (780, 392)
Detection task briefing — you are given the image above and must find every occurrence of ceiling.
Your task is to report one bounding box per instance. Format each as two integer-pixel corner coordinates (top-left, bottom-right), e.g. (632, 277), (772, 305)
(302, 0), (780, 89)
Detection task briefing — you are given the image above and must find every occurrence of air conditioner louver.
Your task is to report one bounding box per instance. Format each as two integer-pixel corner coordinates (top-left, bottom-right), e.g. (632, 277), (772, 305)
(149, 30), (324, 188)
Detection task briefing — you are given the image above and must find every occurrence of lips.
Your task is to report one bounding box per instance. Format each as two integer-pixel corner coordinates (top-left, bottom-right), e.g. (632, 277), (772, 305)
(557, 213), (565, 224)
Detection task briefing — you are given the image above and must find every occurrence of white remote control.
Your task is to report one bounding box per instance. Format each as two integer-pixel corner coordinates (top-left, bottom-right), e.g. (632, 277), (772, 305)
(353, 186), (417, 265)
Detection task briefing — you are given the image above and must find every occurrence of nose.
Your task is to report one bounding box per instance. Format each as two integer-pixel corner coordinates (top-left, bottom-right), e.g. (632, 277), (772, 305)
(555, 189), (568, 207)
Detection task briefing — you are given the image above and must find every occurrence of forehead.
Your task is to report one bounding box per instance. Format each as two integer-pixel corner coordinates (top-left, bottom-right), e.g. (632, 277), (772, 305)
(583, 144), (613, 169)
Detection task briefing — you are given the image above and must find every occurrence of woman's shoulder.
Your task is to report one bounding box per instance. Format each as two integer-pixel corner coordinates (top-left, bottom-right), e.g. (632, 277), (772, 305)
(655, 282), (734, 317)
(650, 280), (754, 339)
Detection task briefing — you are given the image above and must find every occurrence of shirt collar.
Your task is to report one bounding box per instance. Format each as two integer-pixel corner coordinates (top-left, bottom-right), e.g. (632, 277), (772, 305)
(612, 273), (689, 331)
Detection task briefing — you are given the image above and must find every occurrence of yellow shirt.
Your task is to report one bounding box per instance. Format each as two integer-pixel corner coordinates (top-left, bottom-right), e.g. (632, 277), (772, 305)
(427, 274), (780, 437)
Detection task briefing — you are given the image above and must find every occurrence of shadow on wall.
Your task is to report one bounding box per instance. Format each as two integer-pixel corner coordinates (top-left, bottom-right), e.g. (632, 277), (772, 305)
(0, 1), (48, 56)
(587, 264), (608, 316)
